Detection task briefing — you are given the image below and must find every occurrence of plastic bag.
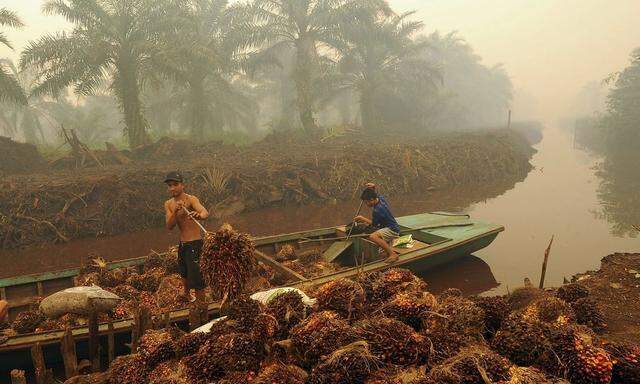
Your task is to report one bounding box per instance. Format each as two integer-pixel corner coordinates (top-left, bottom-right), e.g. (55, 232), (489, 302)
(250, 287), (316, 307)
(39, 286), (122, 318)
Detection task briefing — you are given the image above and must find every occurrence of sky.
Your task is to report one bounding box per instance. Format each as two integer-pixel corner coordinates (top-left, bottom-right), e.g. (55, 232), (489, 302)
(1, 0), (639, 120)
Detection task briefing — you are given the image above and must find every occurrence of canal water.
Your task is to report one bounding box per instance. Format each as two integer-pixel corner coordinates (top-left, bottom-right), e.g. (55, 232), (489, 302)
(1, 124), (637, 295)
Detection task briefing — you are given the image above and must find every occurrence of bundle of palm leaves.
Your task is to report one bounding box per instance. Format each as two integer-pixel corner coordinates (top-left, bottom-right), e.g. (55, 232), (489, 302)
(307, 341), (381, 384)
(199, 224), (257, 299)
(354, 317), (429, 366)
(290, 311), (356, 366)
(314, 278), (365, 319)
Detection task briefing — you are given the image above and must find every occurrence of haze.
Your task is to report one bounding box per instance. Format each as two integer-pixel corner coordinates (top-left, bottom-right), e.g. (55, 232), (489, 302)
(2, 0), (639, 121)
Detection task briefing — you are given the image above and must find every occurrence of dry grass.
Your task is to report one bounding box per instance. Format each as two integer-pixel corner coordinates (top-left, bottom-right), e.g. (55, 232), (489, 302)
(200, 167), (230, 197)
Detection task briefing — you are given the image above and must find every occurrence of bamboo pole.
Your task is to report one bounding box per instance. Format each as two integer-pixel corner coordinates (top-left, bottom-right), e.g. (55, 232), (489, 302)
(107, 320), (115, 365)
(88, 309), (100, 372)
(539, 236), (555, 289)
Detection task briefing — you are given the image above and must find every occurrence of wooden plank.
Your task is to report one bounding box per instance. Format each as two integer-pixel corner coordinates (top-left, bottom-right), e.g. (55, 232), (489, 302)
(88, 310), (99, 372)
(31, 342), (46, 384)
(254, 250), (307, 282)
(61, 327), (78, 379)
(322, 241), (353, 263)
(36, 282), (44, 297)
(107, 321), (115, 365)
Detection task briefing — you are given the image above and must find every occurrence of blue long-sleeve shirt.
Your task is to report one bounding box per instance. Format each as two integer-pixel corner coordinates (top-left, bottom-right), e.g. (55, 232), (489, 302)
(372, 195), (400, 233)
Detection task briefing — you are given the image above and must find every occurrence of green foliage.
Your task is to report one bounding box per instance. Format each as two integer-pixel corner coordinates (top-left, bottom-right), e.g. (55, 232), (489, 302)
(0, 7), (27, 105)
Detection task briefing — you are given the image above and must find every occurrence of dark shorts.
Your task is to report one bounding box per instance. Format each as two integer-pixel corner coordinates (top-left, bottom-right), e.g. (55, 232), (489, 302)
(178, 239), (205, 290)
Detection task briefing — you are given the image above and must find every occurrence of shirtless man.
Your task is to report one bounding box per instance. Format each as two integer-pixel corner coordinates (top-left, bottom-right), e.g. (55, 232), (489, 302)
(164, 171), (209, 303)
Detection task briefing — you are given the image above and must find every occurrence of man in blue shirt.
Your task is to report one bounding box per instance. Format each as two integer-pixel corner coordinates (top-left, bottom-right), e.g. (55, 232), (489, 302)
(354, 183), (400, 263)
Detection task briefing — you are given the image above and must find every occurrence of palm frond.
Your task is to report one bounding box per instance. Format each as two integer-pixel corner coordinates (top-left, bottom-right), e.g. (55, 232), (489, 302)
(0, 63), (28, 105)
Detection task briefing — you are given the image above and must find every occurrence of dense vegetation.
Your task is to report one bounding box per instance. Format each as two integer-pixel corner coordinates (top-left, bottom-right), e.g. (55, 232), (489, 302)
(574, 48), (640, 237)
(0, 0), (513, 147)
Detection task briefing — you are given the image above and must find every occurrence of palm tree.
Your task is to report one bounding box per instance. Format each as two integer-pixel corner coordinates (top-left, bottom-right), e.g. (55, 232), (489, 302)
(20, 0), (167, 148)
(333, 6), (440, 130)
(238, 0), (353, 133)
(158, 0), (255, 138)
(0, 8), (27, 105)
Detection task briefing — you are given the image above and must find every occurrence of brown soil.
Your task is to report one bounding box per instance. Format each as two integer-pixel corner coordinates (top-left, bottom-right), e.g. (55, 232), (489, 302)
(0, 129), (535, 249)
(572, 253), (640, 344)
(0, 136), (46, 175)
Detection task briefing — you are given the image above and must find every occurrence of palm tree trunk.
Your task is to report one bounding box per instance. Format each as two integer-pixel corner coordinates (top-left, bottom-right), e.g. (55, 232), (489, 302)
(294, 37), (317, 133)
(360, 87), (377, 130)
(188, 76), (209, 139)
(116, 62), (149, 148)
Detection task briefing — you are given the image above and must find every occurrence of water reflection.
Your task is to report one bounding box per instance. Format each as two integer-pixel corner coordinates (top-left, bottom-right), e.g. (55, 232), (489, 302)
(594, 152), (640, 238)
(413, 255), (499, 296)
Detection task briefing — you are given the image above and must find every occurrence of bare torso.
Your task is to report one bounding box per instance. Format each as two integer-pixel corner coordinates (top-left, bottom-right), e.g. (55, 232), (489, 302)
(165, 195), (203, 242)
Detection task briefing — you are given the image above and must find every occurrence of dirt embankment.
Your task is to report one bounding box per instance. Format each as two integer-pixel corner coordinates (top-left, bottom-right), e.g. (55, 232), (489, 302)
(572, 253), (640, 344)
(0, 129), (535, 250)
(0, 136), (46, 175)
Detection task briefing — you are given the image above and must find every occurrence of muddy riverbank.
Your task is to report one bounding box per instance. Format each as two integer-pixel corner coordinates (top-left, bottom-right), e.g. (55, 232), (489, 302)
(0, 128), (534, 250)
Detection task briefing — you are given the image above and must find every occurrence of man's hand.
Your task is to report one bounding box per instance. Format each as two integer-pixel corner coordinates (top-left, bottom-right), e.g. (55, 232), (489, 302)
(354, 215), (367, 223)
(365, 182), (376, 190)
(188, 210), (201, 220)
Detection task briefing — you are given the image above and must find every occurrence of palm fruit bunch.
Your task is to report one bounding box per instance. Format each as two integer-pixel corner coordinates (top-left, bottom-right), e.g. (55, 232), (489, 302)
(506, 287), (544, 311)
(542, 325), (613, 384)
(148, 360), (187, 384)
(142, 249), (178, 275)
(361, 268), (427, 306)
(500, 366), (553, 384)
(354, 317), (429, 366)
(254, 364), (308, 384)
(439, 288), (463, 299)
(156, 275), (188, 310)
(126, 268), (164, 292)
(314, 278), (365, 319)
(75, 272), (100, 287)
(427, 345), (512, 384)
(265, 290), (308, 339)
(106, 354), (148, 384)
(604, 342), (640, 383)
(307, 341), (381, 384)
(182, 333), (264, 384)
(174, 332), (209, 358)
(251, 313), (279, 341)
(571, 297), (607, 332)
(366, 369), (404, 384)
(109, 284), (140, 301)
(290, 311), (356, 366)
(297, 248), (322, 264)
(379, 291), (437, 331)
(199, 224), (257, 299)
(137, 291), (160, 315)
(222, 296), (264, 331)
(11, 310), (46, 334)
(426, 292), (479, 363)
(275, 244), (297, 262)
(217, 371), (256, 384)
(137, 329), (176, 370)
(470, 295), (509, 339)
(491, 313), (550, 366)
(556, 283), (590, 303)
(522, 296), (575, 325)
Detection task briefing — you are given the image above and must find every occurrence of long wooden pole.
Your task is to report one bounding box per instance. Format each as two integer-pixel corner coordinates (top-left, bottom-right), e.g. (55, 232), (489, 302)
(61, 327), (78, 379)
(539, 235), (555, 289)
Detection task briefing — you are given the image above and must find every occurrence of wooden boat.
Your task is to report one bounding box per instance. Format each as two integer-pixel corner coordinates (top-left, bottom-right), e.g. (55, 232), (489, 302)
(0, 212), (503, 373)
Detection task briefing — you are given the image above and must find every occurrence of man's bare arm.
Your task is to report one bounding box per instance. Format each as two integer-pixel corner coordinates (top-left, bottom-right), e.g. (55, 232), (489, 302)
(189, 195), (209, 220)
(165, 201), (179, 230)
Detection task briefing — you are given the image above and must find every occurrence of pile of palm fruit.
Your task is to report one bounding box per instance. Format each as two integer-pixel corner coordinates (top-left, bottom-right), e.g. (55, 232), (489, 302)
(9, 229), (276, 335)
(64, 271), (638, 384)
